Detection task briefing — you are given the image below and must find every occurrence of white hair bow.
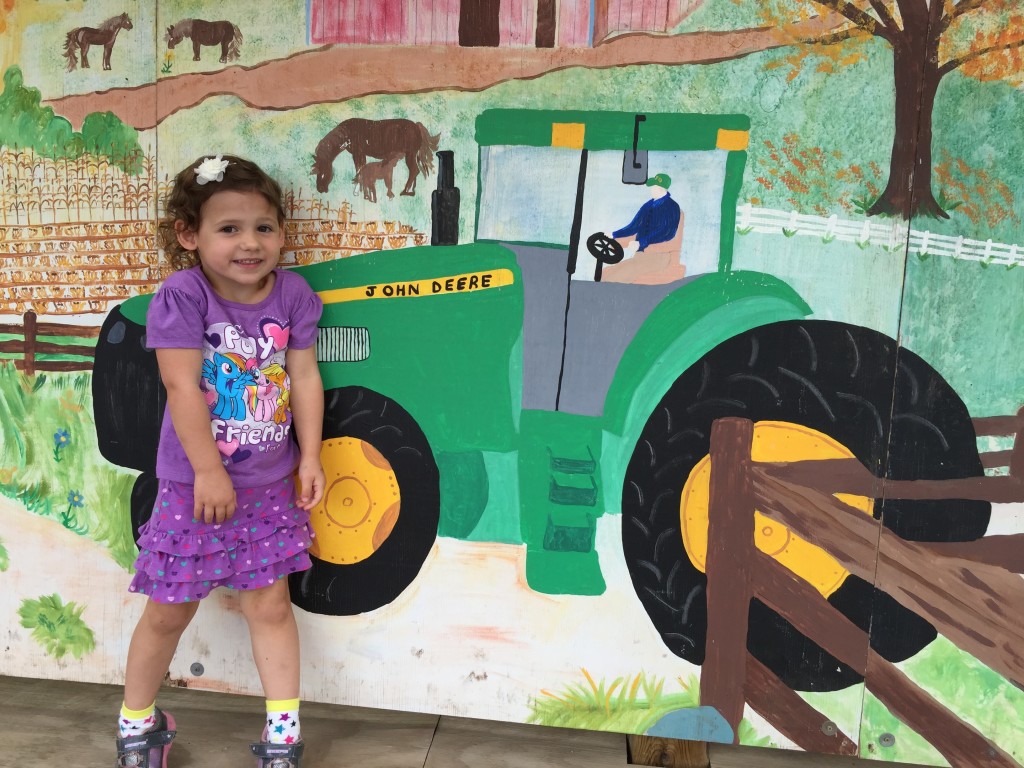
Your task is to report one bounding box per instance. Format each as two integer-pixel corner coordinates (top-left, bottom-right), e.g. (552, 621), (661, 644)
(195, 155), (229, 185)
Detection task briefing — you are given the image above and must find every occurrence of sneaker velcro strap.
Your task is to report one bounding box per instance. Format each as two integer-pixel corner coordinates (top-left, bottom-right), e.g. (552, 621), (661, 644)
(116, 729), (176, 751)
(250, 741), (305, 759)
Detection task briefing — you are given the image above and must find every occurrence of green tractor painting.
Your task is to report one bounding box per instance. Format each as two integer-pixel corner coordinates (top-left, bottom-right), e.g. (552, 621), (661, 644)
(91, 109), (987, 698)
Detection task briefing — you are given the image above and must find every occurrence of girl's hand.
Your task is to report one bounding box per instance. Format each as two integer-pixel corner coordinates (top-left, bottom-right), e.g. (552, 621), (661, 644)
(194, 468), (237, 523)
(296, 458), (325, 511)
(157, 348), (238, 523)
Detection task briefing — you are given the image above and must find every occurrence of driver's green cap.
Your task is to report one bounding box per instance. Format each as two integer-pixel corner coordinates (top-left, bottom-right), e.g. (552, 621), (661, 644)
(646, 173), (671, 189)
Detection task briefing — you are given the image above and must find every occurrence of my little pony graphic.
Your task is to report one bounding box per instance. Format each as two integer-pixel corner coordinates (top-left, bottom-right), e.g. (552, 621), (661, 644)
(263, 364), (291, 424)
(203, 351), (256, 420)
(247, 363), (285, 422)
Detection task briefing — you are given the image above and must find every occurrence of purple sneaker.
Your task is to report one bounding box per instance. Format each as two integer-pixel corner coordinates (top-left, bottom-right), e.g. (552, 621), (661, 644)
(115, 709), (176, 768)
(250, 740), (304, 768)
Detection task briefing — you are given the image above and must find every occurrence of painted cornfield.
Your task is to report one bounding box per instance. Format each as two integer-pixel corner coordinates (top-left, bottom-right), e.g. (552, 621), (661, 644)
(0, 148), (157, 225)
(0, 149), (425, 319)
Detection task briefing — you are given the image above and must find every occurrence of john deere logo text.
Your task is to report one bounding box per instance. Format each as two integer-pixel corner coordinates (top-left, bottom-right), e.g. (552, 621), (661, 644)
(318, 269), (514, 304)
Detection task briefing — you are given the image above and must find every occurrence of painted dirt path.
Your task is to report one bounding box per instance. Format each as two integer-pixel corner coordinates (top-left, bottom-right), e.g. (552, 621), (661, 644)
(46, 17), (844, 130)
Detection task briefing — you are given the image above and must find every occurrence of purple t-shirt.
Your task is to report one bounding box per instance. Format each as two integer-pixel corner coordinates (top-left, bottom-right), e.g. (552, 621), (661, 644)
(146, 267), (323, 487)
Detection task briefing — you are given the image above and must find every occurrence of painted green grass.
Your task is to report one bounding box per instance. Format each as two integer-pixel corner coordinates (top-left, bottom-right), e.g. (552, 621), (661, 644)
(0, 366), (137, 569)
(861, 637), (1024, 764)
(0, 536), (8, 571)
(534, 646), (1023, 762)
(528, 670), (772, 747)
(529, 670), (699, 732)
(18, 593), (96, 659)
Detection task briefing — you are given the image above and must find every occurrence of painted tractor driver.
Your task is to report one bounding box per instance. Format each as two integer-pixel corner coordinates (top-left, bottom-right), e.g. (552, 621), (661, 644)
(603, 173), (684, 284)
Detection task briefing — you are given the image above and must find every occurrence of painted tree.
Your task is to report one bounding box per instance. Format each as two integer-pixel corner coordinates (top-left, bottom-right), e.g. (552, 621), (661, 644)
(0, 66), (144, 173)
(746, 1), (1024, 219)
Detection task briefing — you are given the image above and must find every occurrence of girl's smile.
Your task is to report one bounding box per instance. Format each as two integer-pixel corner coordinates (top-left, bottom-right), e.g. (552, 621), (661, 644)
(176, 190), (285, 303)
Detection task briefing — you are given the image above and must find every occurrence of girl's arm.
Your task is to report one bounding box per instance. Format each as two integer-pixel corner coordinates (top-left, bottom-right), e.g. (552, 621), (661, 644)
(156, 347), (236, 523)
(286, 346), (325, 510)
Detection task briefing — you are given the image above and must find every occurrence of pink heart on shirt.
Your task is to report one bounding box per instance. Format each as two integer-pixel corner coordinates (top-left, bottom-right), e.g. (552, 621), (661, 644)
(261, 321), (290, 352)
(217, 439), (239, 457)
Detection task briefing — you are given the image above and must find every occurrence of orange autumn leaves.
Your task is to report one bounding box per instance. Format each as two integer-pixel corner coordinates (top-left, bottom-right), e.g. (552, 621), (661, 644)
(933, 150), (1019, 228)
(951, 12), (1024, 85)
(730, 0), (1023, 85)
(749, 134), (1017, 227)
(750, 134), (884, 216)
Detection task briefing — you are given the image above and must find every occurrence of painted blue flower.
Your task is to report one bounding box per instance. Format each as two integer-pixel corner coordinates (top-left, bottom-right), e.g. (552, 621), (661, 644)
(53, 429), (71, 462)
(61, 491), (88, 535)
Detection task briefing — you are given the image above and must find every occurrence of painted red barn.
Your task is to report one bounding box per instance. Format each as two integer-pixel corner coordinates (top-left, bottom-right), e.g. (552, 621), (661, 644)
(309, 0), (701, 47)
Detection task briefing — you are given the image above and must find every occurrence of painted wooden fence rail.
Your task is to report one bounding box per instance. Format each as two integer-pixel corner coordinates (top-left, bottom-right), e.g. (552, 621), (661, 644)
(701, 413), (1024, 767)
(736, 203), (1024, 265)
(0, 311), (99, 374)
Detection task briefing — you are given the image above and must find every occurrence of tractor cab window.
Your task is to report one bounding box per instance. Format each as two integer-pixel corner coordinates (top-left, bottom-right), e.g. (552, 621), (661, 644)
(477, 143), (730, 282)
(575, 150), (729, 281)
(477, 145), (582, 245)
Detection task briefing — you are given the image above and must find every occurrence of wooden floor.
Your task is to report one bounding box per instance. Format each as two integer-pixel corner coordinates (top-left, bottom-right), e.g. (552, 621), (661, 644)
(0, 675), (937, 767)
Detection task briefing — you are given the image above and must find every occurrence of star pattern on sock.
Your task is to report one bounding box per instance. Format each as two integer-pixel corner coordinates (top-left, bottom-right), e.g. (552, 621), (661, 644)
(265, 708), (301, 745)
(118, 710), (157, 737)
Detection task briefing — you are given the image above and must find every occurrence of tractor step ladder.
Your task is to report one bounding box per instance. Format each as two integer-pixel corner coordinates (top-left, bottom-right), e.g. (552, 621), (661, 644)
(518, 412), (606, 595)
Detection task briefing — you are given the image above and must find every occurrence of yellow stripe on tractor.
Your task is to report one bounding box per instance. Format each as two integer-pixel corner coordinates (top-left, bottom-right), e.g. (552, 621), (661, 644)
(716, 129), (750, 151)
(318, 268), (515, 305)
(551, 122), (586, 149)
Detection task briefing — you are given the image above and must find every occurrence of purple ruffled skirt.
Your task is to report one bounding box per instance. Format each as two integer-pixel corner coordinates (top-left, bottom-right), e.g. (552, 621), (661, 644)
(129, 475), (314, 604)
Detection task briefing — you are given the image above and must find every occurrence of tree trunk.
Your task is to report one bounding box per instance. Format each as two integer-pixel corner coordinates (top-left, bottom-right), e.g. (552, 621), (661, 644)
(867, 44), (947, 219)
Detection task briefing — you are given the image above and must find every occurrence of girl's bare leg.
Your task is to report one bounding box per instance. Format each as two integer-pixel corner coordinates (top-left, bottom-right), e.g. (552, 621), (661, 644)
(239, 579), (300, 700)
(123, 600), (200, 710)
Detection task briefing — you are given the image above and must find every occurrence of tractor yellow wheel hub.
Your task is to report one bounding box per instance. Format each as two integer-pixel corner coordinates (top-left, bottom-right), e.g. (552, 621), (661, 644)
(309, 437), (400, 565)
(680, 421), (873, 597)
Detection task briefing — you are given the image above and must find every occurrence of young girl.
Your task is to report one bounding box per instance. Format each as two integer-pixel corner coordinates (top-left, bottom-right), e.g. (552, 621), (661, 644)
(115, 155), (325, 768)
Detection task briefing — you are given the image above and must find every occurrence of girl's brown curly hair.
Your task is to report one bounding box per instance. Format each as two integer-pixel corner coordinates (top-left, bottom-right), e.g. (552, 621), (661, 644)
(158, 155), (287, 271)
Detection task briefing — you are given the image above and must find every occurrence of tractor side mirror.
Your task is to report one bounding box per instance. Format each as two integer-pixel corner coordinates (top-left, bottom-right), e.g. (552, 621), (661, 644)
(622, 114), (648, 184)
(622, 149), (648, 185)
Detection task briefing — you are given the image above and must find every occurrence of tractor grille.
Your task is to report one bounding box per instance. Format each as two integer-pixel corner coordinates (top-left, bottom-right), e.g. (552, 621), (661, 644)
(316, 326), (370, 363)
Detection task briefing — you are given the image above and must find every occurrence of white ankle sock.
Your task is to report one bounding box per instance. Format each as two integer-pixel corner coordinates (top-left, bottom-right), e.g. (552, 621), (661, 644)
(119, 702), (157, 738)
(265, 698), (301, 744)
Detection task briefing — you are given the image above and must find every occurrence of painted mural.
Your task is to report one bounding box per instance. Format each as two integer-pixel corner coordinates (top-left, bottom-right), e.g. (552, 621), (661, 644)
(1, 1), (1023, 765)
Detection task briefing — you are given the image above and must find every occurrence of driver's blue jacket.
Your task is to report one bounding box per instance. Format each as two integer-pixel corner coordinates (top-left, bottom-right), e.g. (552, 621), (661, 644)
(612, 193), (681, 252)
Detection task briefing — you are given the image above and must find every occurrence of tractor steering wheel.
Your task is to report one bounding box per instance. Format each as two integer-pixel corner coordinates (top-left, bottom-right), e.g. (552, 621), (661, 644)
(586, 233), (624, 282)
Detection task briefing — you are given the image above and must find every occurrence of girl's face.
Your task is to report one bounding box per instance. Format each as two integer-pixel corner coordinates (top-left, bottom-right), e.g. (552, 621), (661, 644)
(176, 190), (284, 303)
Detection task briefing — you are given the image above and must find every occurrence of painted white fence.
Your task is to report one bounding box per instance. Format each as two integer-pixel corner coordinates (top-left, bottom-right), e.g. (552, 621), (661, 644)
(736, 204), (1024, 267)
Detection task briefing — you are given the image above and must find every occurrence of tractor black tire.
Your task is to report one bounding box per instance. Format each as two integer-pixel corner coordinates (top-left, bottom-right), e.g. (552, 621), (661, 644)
(92, 304), (164, 475)
(621, 320), (989, 692)
(130, 472), (160, 544)
(290, 386), (440, 616)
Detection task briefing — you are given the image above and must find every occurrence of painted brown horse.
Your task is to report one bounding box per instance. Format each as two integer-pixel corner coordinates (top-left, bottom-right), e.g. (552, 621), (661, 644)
(312, 118), (440, 196)
(354, 152), (405, 203)
(165, 19), (243, 63)
(63, 13), (133, 72)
